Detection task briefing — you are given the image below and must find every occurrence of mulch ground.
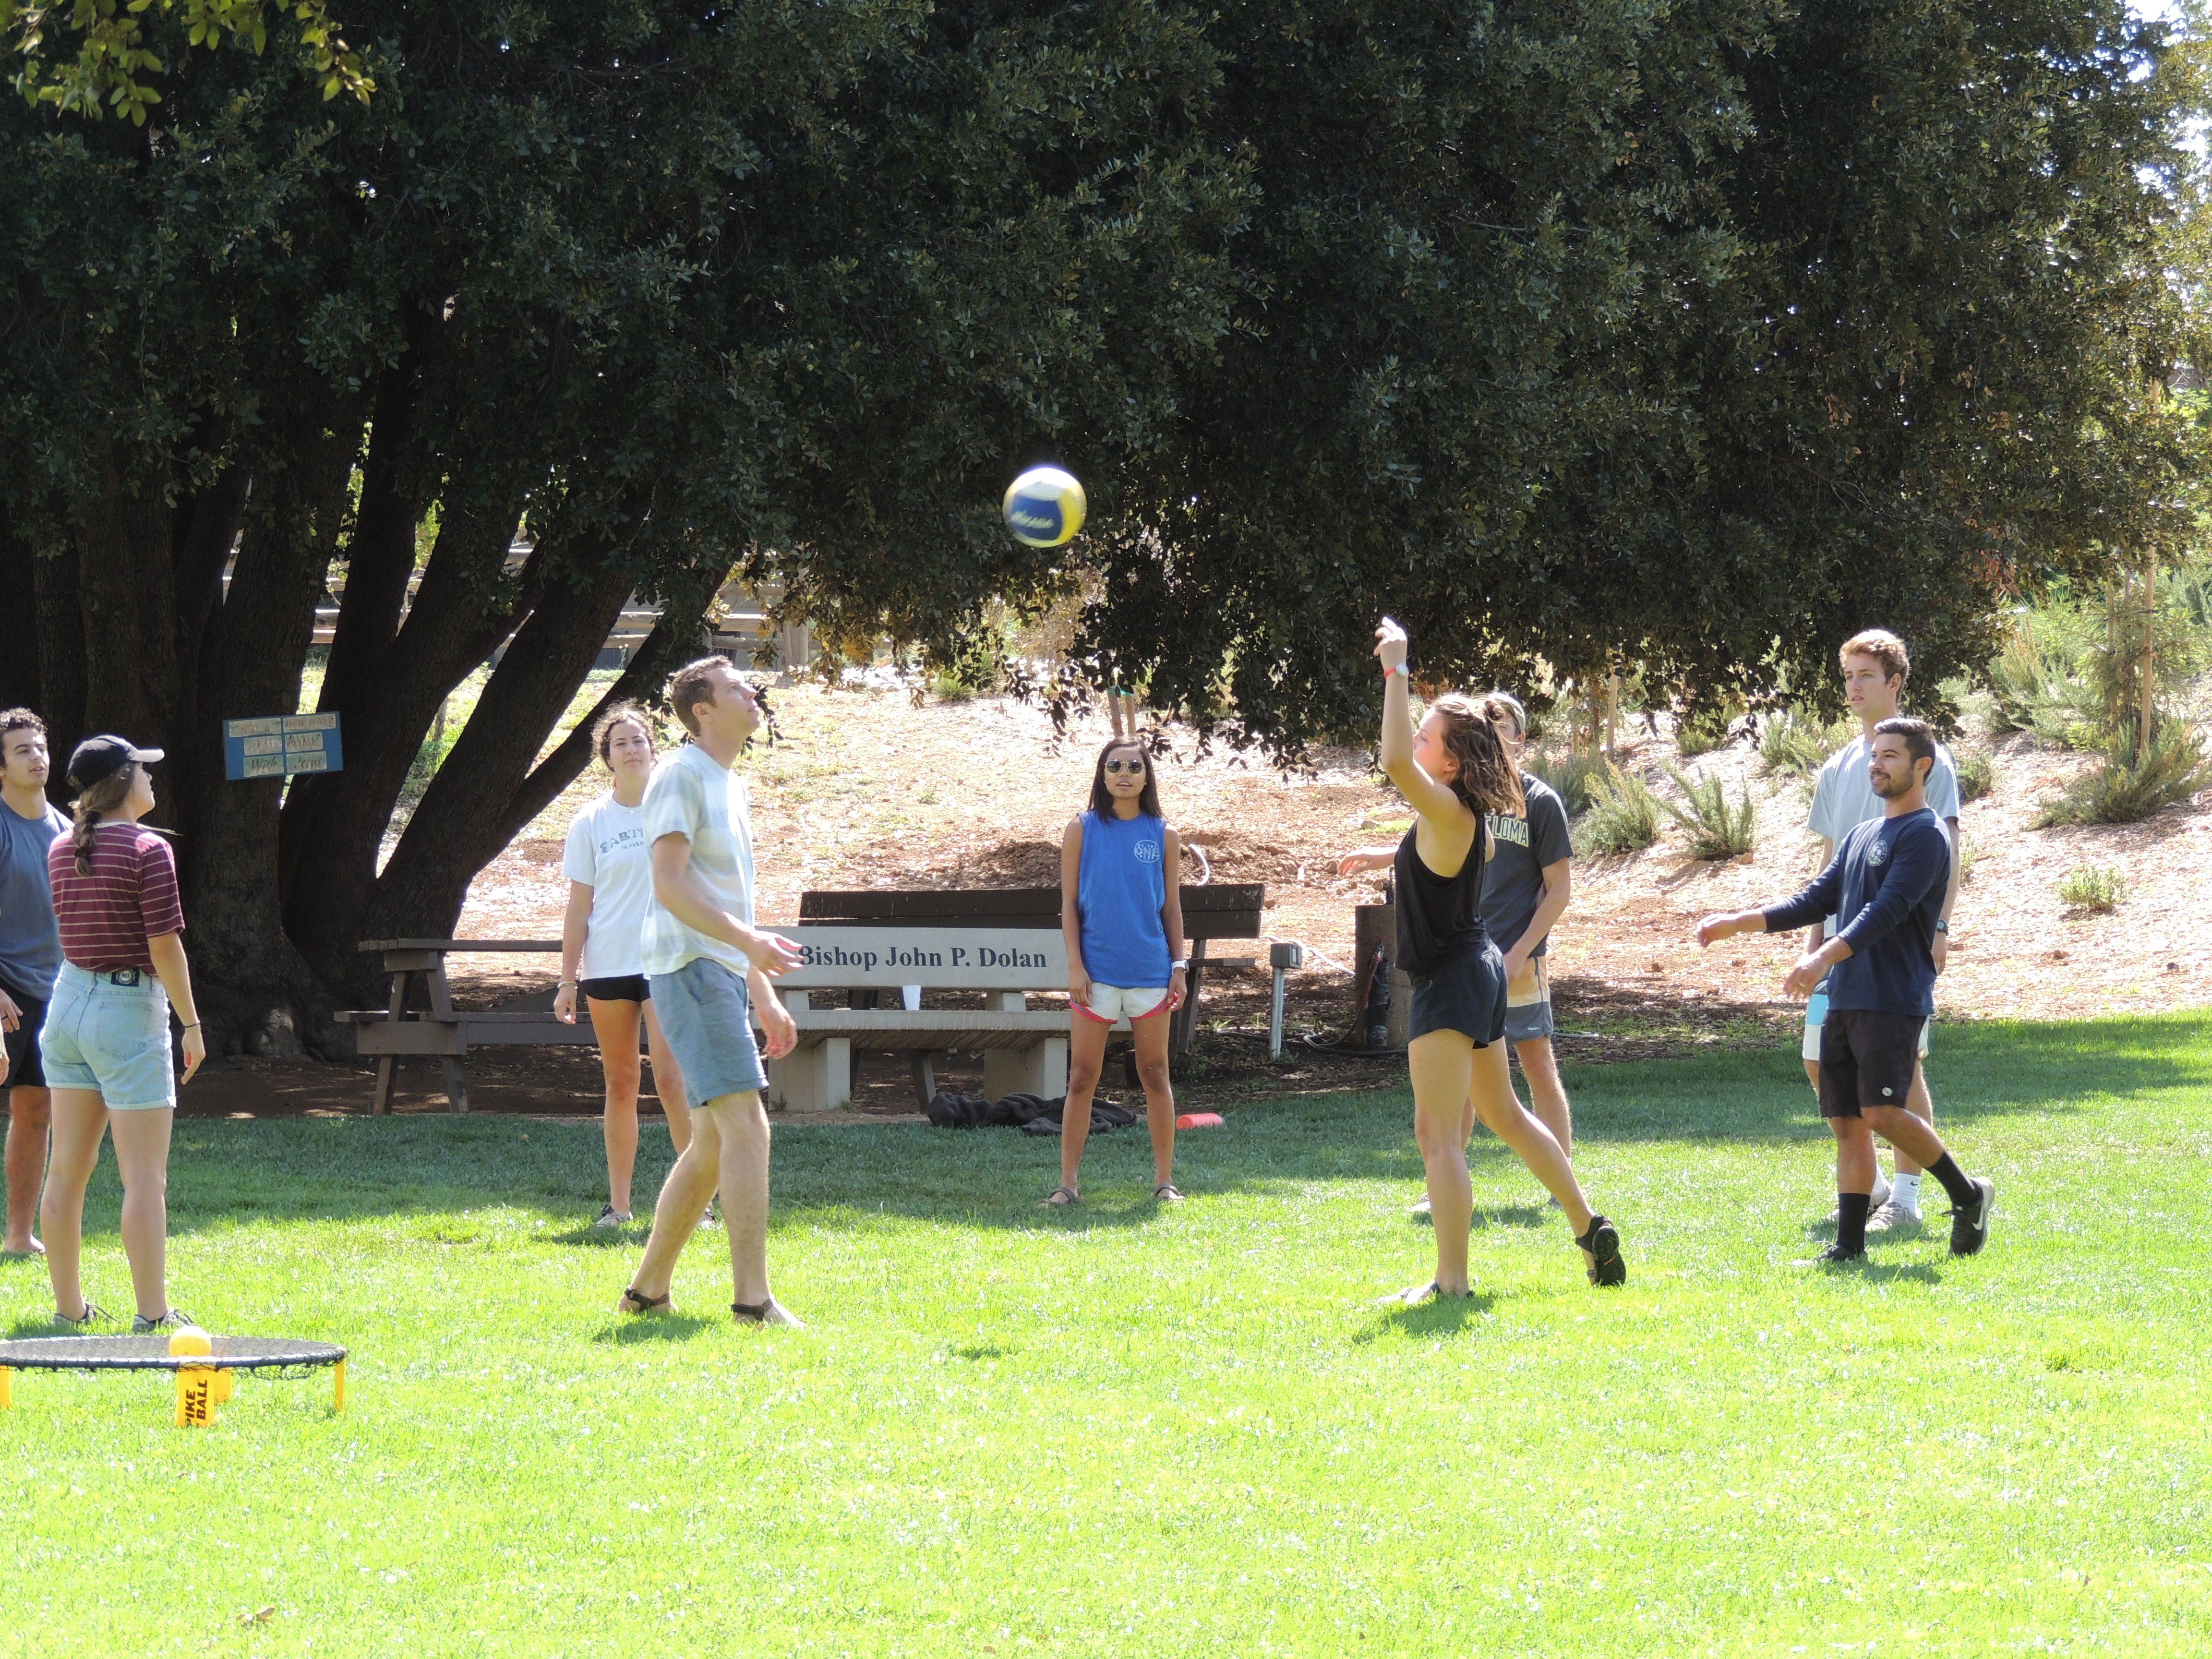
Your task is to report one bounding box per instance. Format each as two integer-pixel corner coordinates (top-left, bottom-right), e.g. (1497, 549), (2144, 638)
(182, 679), (2210, 1120)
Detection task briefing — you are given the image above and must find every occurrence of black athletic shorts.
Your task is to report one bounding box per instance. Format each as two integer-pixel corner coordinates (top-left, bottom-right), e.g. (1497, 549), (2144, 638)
(2, 984), (48, 1090)
(1408, 943), (1507, 1048)
(1817, 1007), (1923, 1119)
(580, 974), (651, 1005)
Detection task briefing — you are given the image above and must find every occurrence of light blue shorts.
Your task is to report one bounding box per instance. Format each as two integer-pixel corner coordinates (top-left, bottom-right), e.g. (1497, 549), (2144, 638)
(649, 957), (766, 1110)
(39, 964), (176, 1110)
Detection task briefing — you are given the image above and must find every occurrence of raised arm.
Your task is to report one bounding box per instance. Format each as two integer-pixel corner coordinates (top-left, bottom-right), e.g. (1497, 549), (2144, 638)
(1373, 619), (1469, 828)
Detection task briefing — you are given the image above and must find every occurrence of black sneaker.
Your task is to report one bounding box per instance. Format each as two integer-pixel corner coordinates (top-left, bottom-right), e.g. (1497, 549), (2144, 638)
(132, 1308), (197, 1334)
(1804, 1243), (1865, 1265)
(53, 1300), (108, 1329)
(1576, 1214), (1627, 1287)
(1948, 1178), (1996, 1256)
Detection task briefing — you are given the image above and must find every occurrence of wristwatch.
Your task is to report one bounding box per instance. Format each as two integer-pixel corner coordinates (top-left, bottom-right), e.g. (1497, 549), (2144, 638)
(1933, 921), (1949, 935)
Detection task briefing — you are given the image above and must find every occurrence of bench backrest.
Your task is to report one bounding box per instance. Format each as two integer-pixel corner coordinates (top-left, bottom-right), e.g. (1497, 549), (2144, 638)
(764, 926), (1066, 991)
(797, 884), (1264, 939)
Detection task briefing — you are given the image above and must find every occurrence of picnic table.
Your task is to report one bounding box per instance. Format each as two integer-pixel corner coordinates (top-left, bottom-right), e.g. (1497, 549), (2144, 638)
(337, 939), (587, 1114)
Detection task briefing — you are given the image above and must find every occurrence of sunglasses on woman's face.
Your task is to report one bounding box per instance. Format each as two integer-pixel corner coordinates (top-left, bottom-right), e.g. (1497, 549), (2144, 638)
(1103, 759), (1145, 776)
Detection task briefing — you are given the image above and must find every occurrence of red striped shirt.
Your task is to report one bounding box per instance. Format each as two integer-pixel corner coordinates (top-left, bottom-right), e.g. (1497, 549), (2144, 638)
(47, 824), (185, 973)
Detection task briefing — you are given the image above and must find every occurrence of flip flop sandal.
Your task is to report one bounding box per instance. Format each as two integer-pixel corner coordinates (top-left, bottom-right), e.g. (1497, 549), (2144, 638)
(617, 1286), (672, 1314)
(1575, 1214), (1627, 1287)
(1039, 1185), (1081, 1208)
(1153, 1184), (1185, 1202)
(1375, 1282), (1443, 1306)
(732, 1298), (783, 1324)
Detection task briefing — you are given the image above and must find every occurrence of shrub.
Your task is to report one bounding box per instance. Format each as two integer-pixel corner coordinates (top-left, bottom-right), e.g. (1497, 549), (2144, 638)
(1674, 709), (1735, 758)
(929, 670), (976, 703)
(2032, 722), (2212, 827)
(1953, 747), (1995, 804)
(1658, 766), (1756, 859)
(1955, 832), (1980, 886)
(1573, 762), (1662, 855)
(2056, 863), (2127, 913)
(1524, 748), (1608, 815)
(1758, 706), (1851, 777)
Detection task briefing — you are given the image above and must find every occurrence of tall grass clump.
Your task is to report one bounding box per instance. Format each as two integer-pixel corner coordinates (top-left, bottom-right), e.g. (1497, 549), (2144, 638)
(1954, 746), (1995, 803)
(1659, 766), (1756, 859)
(1524, 749), (1609, 815)
(2032, 723), (2212, 827)
(1758, 706), (1852, 776)
(1573, 761), (1662, 855)
(2056, 863), (2127, 913)
(1673, 709), (1736, 758)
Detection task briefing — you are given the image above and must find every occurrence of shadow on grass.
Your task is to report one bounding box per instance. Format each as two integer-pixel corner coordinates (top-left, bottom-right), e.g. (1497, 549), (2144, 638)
(1351, 1289), (1499, 1343)
(72, 1010), (2204, 1244)
(1792, 1257), (1945, 1286)
(592, 1315), (719, 1346)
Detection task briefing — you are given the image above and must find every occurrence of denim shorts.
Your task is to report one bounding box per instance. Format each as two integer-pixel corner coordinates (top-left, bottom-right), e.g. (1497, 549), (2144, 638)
(38, 964), (175, 1110)
(649, 957), (766, 1110)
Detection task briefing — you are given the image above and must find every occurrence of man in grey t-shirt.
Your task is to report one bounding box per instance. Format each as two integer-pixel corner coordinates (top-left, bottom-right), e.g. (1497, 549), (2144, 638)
(0, 709), (68, 1256)
(1800, 630), (1963, 1232)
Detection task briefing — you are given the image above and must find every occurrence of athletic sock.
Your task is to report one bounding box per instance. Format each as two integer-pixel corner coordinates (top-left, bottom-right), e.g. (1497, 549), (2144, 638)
(1835, 1192), (1871, 1255)
(1925, 1153), (1976, 1209)
(1888, 1171), (1922, 1213)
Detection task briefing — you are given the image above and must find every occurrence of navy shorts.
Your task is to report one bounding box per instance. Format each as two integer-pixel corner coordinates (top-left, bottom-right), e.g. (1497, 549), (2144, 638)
(1409, 944), (1507, 1048)
(649, 958), (766, 1110)
(3, 983), (48, 1090)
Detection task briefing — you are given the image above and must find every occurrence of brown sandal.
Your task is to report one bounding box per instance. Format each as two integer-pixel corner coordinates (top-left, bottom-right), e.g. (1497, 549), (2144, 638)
(1039, 1185), (1080, 1208)
(617, 1286), (671, 1315)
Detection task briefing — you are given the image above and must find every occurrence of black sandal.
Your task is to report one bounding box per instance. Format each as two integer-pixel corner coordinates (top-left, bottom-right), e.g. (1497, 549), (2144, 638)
(1575, 1214), (1627, 1287)
(617, 1286), (671, 1314)
(732, 1298), (780, 1324)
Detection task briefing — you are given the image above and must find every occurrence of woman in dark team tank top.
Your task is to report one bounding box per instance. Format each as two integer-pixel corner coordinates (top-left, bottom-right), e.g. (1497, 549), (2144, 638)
(1368, 619), (1625, 1301)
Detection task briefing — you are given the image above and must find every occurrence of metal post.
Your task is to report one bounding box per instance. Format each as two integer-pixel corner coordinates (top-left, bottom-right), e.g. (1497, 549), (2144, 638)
(1268, 941), (1303, 1059)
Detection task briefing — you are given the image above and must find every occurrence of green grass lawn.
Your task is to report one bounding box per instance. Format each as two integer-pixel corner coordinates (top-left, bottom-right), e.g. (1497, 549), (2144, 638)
(4, 1014), (2210, 1656)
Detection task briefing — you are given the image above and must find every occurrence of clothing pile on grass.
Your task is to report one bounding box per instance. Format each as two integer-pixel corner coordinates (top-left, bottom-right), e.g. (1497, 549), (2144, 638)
(924, 1092), (1138, 1136)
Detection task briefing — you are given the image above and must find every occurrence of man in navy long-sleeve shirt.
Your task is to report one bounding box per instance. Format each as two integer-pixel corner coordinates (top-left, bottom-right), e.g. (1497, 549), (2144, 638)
(1697, 719), (1996, 1262)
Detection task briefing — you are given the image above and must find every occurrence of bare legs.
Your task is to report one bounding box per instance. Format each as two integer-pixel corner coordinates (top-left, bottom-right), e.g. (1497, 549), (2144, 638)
(625, 1090), (791, 1322)
(1399, 1033), (1600, 1300)
(1812, 1057), (1935, 1183)
(586, 996), (694, 1217)
(1514, 1038), (1573, 1163)
(1058, 1009), (1176, 1195)
(4, 1083), (50, 1253)
(40, 1089), (176, 1320)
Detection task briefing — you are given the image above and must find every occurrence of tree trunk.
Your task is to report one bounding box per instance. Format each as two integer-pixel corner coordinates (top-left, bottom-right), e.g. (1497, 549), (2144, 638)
(175, 405), (367, 1056)
(73, 444), (181, 784)
(0, 505), (42, 716)
(282, 492), (533, 998)
(30, 543), (86, 805)
(362, 556), (638, 945)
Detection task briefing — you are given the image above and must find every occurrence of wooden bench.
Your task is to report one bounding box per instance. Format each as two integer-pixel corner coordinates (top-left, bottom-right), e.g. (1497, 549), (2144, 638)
(796, 885), (1264, 1056)
(761, 926), (1076, 1113)
(337, 939), (591, 1115)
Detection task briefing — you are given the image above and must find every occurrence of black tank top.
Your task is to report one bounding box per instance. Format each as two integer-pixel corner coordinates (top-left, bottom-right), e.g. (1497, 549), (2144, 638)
(1393, 821), (1489, 977)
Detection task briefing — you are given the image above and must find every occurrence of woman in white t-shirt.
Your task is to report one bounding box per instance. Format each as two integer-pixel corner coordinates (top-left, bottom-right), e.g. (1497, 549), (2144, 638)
(554, 705), (695, 1226)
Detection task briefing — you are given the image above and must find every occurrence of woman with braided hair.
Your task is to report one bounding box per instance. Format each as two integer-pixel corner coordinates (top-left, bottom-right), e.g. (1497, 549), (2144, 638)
(38, 736), (204, 1332)
(1364, 621), (1625, 1302)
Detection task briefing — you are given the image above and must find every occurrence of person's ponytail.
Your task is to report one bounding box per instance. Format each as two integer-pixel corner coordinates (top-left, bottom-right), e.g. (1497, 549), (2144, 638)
(70, 768), (136, 877)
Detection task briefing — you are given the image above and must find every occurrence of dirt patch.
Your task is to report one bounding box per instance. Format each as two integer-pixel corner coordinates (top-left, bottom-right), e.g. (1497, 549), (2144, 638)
(244, 681), (2205, 1120)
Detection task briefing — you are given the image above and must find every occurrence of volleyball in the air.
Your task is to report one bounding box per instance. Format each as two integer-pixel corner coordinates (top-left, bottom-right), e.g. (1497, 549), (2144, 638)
(1002, 466), (1086, 548)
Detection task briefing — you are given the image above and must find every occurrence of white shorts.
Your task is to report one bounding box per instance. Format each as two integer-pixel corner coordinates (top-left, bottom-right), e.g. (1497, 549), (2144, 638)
(1803, 986), (1929, 1065)
(1076, 983), (1176, 1024)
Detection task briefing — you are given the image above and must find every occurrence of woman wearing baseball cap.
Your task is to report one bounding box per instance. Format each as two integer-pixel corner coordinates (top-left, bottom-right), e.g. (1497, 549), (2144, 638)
(37, 734), (203, 1332)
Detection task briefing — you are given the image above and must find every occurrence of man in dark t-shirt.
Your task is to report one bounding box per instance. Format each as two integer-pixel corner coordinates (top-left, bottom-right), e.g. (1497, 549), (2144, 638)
(1696, 719), (1996, 1263)
(0, 709), (67, 1257)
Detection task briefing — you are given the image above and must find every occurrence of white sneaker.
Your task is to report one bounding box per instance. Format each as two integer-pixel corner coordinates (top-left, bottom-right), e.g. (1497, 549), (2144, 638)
(1866, 1199), (1923, 1234)
(1407, 1192), (1432, 1217)
(1826, 1172), (1891, 1224)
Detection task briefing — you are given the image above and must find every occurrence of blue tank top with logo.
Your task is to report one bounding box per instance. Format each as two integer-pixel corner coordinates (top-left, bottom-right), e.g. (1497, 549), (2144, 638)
(1076, 810), (1170, 988)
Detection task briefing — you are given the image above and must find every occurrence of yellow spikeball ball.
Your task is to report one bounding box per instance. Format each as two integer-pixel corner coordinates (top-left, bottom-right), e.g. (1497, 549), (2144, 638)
(168, 1325), (212, 1357)
(1002, 466), (1086, 548)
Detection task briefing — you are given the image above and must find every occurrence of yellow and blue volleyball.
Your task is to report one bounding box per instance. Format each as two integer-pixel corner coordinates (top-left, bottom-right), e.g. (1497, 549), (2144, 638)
(1002, 466), (1086, 548)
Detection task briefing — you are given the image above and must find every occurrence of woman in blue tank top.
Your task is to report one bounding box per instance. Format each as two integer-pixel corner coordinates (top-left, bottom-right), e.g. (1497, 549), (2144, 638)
(1040, 739), (1187, 1207)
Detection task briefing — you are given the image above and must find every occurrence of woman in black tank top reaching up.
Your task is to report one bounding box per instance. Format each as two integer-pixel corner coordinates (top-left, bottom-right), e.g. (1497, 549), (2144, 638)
(1366, 619), (1625, 1301)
